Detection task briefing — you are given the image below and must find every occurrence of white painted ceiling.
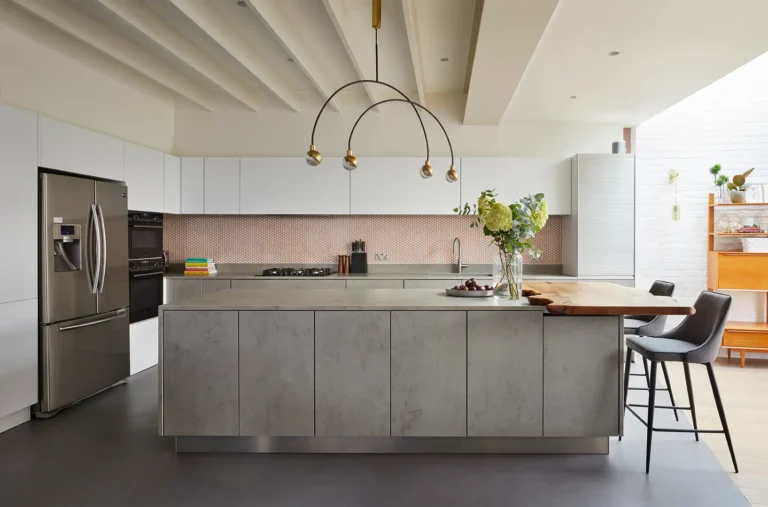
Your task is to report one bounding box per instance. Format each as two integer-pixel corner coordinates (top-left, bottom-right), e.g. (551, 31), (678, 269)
(3, 0), (768, 125)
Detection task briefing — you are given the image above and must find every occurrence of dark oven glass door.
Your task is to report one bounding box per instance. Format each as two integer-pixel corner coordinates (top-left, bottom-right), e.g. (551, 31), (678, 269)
(128, 223), (163, 260)
(129, 272), (163, 323)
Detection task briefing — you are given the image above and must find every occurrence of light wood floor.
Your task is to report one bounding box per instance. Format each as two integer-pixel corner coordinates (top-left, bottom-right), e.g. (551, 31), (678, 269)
(660, 357), (768, 506)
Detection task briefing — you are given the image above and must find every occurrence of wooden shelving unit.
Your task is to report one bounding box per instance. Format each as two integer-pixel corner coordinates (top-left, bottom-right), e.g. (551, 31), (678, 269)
(708, 193), (768, 366)
(710, 201), (768, 207)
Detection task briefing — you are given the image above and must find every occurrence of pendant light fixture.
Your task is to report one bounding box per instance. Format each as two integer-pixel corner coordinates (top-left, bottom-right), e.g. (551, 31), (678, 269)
(305, 0), (457, 183)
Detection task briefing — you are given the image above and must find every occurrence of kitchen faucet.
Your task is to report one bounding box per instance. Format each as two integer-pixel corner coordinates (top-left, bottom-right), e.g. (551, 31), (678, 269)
(453, 237), (468, 274)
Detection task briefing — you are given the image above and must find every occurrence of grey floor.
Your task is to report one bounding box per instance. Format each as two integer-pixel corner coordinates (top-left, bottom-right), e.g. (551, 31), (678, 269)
(0, 366), (750, 507)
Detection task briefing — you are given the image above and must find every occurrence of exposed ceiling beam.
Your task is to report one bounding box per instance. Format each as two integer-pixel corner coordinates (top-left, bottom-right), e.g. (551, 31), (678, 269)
(401, 0), (426, 106)
(463, 0), (560, 125)
(169, 0), (301, 112)
(246, 0), (341, 112)
(96, 0), (261, 112)
(321, 0), (379, 110)
(10, 0), (216, 111)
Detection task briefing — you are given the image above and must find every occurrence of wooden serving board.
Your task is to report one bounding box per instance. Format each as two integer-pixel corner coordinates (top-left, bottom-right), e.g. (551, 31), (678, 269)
(523, 282), (695, 316)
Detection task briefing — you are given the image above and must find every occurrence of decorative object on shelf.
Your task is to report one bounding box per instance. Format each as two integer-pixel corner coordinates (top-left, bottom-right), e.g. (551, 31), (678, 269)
(741, 237), (768, 252)
(669, 169), (681, 220)
(304, 0), (457, 183)
(709, 164), (728, 203)
(746, 184), (764, 203)
(456, 191), (549, 299)
(737, 224), (764, 234)
(184, 257), (216, 276)
(717, 213), (741, 233)
(727, 168), (755, 203)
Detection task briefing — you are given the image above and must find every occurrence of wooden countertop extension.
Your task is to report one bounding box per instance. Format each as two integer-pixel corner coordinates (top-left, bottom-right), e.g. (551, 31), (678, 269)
(524, 282), (695, 316)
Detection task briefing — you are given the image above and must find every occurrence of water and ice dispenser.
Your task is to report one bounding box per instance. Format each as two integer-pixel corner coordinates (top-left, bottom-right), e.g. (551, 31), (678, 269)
(52, 224), (82, 272)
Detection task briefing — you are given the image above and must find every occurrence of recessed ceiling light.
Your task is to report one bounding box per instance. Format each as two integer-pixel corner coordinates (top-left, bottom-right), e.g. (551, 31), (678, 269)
(440, 57), (449, 62)
(570, 96), (577, 99)
(287, 57), (294, 62)
(608, 51), (620, 56)
(236, 0), (247, 6)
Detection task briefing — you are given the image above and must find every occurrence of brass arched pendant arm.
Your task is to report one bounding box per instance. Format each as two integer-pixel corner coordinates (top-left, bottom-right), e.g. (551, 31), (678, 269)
(347, 98), (454, 167)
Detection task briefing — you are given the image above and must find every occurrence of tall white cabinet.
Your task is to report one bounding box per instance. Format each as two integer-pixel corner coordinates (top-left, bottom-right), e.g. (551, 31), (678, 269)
(163, 154), (181, 213)
(563, 154), (635, 278)
(0, 104), (39, 431)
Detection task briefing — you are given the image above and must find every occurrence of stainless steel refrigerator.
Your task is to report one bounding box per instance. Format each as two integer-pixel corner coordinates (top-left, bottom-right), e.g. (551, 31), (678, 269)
(39, 172), (130, 415)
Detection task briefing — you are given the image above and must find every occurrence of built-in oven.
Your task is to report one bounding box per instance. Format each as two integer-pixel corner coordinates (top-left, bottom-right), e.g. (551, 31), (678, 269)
(128, 211), (166, 323)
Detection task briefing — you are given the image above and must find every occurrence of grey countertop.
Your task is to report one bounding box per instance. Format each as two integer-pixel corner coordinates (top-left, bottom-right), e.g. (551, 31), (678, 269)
(163, 272), (579, 281)
(160, 288), (544, 311)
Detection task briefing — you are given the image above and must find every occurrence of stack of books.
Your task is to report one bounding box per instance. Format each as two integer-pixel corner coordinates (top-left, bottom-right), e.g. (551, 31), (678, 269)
(184, 258), (217, 276)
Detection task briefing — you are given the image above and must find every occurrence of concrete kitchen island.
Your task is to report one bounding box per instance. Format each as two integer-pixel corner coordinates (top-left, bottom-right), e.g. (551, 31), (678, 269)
(158, 286), (692, 454)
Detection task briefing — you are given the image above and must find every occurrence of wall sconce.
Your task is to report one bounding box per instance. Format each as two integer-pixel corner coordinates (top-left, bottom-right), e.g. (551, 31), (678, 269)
(669, 169), (680, 220)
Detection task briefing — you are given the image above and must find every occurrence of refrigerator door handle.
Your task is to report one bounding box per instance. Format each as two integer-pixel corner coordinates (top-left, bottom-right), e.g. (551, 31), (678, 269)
(96, 204), (107, 293)
(90, 204), (101, 294)
(84, 206), (94, 292)
(58, 308), (127, 332)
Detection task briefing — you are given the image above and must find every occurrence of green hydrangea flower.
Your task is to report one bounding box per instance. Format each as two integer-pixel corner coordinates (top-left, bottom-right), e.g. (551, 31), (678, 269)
(485, 202), (513, 232)
(530, 200), (548, 229)
(477, 196), (491, 222)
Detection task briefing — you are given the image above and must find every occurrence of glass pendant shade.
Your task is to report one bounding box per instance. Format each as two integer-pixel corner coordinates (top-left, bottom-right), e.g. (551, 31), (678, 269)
(343, 150), (358, 171)
(445, 165), (458, 183)
(420, 161), (433, 179)
(306, 145), (322, 166)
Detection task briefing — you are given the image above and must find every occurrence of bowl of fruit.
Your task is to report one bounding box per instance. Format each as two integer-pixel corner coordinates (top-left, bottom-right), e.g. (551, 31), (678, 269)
(446, 278), (494, 297)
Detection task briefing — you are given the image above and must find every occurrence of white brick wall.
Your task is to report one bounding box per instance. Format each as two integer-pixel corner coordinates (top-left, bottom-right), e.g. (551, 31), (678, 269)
(637, 52), (768, 357)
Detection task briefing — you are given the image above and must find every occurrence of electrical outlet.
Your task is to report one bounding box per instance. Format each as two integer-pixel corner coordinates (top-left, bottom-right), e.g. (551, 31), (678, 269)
(375, 253), (388, 262)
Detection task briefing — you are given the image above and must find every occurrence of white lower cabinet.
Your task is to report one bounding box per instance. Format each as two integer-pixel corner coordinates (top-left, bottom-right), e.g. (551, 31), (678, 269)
(130, 317), (159, 375)
(0, 298), (37, 431)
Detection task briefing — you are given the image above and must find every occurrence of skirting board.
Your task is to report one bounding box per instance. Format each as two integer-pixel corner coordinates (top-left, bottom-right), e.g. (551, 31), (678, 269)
(175, 437), (609, 455)
(0, 407), (30, 434)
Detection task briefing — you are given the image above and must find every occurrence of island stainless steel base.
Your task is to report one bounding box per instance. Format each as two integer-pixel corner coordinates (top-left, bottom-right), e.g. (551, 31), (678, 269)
(174, 436), (609, 454)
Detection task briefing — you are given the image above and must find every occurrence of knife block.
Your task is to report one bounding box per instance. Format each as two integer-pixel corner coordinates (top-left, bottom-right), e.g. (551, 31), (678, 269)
(350, 252), (368, 274)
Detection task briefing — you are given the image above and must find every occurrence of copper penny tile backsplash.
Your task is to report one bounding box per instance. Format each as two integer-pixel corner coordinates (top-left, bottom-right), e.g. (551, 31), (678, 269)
(163, 215), (563, 265)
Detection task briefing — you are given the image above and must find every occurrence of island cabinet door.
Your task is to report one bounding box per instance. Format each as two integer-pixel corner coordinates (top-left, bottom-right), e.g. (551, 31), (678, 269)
(238, 311), (314, 436)
(467, 311), (544, 437)
(314, 311), (390, 436)
(391, 311), (467, 436)
(162, 311), (239, 436)
(542, 315), (621, 437)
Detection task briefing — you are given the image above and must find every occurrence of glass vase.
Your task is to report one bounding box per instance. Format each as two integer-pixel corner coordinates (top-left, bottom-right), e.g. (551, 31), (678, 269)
(493, 250), (523, 300)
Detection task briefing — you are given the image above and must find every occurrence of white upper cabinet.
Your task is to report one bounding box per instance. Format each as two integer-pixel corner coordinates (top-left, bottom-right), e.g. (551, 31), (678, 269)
(163, 154), (181, 214)
(567, 154), (635, 277)
(40, 117), (123, 181)
(0, 104), (38, 304)
(240, 157), (349, 215)
(204, 157), (240, 214)
(460, 158), (572, 215)
(350, 157), (459, 214)
(180, 157), (204, 214)
(124, 143), (164, 212)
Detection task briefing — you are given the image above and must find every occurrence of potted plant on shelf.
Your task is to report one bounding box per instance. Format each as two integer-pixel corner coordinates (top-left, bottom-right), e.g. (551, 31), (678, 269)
(727, 168), (755, 204)
(455, 191), (548, 300)
(709, 164), (730, 202)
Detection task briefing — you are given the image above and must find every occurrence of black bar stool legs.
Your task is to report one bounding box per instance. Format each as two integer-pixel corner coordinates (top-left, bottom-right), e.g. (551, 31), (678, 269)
(646, 361), (658, 473)
(660, 362), (679, 421)
(620, 348), (633, 441)
(706, 363), (738, 473)
(683, 363), (698, 441)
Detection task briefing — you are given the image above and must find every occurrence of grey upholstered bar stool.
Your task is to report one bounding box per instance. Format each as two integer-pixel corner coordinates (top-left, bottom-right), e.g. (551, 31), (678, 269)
(622, 281), (679, 425)
(623, 291), (737, 474)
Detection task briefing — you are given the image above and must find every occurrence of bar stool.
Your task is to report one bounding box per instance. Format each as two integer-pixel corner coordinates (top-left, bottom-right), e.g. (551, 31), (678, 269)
(622, 281), (678, 434)
(623, 291), (737, 474)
